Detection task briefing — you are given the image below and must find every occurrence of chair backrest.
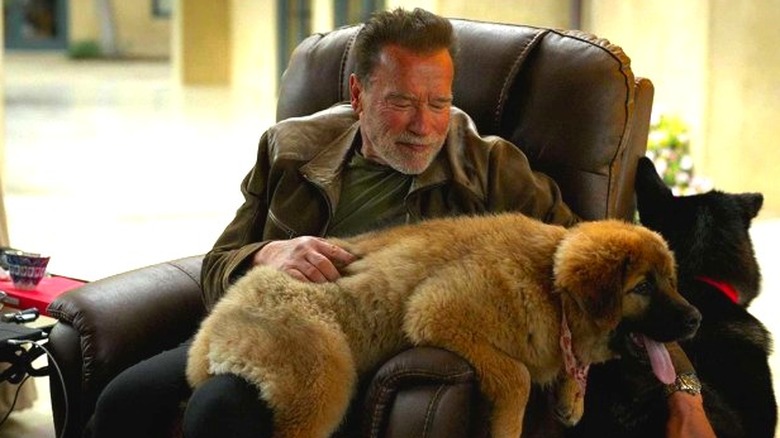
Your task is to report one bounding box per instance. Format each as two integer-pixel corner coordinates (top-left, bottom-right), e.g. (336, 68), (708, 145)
(277, 18), (654, 220)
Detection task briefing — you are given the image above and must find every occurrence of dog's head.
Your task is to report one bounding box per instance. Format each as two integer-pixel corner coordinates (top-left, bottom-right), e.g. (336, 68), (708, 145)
(635, 156), (763, 306)
(553, 220), (701, 380)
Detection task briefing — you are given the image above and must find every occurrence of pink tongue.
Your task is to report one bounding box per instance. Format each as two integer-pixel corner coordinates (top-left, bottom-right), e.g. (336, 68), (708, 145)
(641, 334), (676, 384)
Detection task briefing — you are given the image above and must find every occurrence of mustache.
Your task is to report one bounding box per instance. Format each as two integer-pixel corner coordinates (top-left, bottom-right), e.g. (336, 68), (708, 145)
(394, 132), (443, 145)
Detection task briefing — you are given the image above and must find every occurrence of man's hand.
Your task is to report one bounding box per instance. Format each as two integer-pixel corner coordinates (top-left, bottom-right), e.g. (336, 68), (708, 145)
(253, 236), (357, 283)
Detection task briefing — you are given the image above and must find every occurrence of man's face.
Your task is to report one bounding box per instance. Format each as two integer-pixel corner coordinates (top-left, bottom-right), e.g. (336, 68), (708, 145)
(350, 45), (454, 175)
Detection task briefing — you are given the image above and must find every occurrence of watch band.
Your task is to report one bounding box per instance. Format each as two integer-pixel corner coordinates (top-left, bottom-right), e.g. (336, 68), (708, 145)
(664, 371), (702, 396)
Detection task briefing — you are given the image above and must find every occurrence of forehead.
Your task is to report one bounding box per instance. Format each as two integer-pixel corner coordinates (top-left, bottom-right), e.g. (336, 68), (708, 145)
(368, 45), (454, 92)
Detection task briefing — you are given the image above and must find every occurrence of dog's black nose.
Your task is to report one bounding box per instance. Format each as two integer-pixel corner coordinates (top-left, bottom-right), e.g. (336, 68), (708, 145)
(683, 307), (702, 336)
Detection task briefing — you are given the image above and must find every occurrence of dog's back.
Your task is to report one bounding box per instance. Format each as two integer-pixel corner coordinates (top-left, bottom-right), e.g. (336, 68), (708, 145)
(332, 213), (567, 372)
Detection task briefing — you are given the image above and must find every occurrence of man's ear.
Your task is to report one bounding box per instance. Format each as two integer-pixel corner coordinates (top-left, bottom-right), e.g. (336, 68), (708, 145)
(349, 74), (363, 112)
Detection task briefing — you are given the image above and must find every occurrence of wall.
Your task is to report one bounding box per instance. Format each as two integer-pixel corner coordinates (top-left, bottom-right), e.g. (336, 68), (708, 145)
(69, 0), (171, 58)
(436, 0), (570, 28)
(176, 0), (230, 85)
(113, 2), (171, 58)
(706, 0), (780, 214)
(231, 1), (276, 103)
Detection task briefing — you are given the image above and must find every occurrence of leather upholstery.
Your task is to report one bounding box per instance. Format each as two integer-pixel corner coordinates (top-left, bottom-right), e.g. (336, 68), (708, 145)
(46, 18), (653, 438)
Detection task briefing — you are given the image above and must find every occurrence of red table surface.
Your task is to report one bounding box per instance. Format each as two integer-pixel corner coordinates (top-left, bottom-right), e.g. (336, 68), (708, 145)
(0, 276), (87, 316)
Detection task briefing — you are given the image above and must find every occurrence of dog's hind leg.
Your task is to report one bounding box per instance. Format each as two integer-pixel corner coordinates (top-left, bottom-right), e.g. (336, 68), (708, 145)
(260, 318), (357, 438)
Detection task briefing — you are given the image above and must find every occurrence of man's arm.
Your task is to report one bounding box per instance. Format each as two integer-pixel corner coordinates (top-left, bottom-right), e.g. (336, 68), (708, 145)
(666, 392), (716, 438)
(665, 342), (716, 438)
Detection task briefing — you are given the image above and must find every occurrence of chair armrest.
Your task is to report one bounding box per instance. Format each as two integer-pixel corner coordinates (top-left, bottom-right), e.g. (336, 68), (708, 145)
(357, 347), (488, 438)
(354, 347), (562, 438)
(45, 255), (206, 438)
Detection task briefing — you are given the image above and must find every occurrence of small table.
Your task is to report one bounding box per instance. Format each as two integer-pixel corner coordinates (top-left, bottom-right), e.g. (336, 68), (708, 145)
(0, 275), (87, 316)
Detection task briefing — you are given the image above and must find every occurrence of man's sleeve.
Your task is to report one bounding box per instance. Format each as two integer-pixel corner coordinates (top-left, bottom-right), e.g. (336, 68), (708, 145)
(486, 140), (580, 227)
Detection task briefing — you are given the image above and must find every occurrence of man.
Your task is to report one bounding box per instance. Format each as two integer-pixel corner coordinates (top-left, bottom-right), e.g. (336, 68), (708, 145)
(92, 8), (714, 438)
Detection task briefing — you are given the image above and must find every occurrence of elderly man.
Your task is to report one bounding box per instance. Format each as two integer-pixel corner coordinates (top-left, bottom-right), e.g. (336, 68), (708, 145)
(91, 8), (714, 438)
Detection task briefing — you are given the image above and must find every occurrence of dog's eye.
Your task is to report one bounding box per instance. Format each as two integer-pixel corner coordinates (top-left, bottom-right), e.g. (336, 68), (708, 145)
(631, 281), (654, 296)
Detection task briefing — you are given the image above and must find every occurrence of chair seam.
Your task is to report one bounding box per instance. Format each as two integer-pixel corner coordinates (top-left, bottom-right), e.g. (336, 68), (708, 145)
(421, 384), (447, 437)
(493, 28), (549, 132)
(368, 369), (473, 436)
(168, 259), (203, 287)
(338, 26), (361, 102)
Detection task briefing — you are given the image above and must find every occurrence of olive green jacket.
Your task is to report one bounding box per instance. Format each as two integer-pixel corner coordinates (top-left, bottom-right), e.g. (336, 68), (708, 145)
(201, 104), (577, 309)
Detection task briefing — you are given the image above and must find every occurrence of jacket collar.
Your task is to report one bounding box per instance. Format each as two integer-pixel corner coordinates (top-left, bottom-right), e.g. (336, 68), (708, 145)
(299, 120), (359, 206)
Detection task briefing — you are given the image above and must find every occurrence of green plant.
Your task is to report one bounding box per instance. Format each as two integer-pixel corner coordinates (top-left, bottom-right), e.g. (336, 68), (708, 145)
(645, 115), (711, 195)
(68, 40), (102, 60)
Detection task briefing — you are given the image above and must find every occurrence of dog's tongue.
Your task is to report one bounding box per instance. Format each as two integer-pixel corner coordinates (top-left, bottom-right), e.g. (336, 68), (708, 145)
(641, 334), (676, 384)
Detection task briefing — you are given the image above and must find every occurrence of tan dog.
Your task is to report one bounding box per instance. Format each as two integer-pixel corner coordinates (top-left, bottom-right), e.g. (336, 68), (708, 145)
(187, 213), (701, 438)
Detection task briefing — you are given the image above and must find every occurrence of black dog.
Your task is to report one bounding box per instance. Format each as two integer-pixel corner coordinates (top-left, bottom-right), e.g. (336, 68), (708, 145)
(567, 157), (776, 437)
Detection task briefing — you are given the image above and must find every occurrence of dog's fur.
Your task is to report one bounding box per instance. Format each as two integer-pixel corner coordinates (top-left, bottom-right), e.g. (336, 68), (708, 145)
(187, 213), (701, 438)
(569, 157), (776, 437)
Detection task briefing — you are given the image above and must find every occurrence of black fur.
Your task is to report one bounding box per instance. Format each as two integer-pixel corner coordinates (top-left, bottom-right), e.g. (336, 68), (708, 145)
(567, 157), (776, 437)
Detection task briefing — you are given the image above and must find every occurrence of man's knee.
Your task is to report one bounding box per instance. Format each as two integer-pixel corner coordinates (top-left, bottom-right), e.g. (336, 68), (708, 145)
(183, 374), (273, 438)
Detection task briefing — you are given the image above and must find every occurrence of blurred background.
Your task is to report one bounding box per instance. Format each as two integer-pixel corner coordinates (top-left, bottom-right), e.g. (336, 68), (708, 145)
(0, 0), (779, 436)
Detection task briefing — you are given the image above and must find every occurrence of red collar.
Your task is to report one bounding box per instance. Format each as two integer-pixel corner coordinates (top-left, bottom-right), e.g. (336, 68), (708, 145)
(696, 276), (739, 304)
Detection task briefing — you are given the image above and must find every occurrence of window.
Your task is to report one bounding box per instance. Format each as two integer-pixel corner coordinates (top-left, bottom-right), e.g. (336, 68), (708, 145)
(4, 0), (68, 50)
(153, 0), (172, 18)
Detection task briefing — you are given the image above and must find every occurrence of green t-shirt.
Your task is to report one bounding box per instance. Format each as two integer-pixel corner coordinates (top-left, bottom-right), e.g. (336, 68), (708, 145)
(326, 152), (412, 238)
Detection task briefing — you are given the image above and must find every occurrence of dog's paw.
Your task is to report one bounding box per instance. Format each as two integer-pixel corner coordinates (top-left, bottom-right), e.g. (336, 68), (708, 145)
(553, 400), (584, 426)
(553, 378), (585, 426)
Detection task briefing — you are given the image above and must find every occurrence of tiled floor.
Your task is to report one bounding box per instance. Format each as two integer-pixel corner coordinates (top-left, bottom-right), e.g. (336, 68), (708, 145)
(2, 52), (780, 437)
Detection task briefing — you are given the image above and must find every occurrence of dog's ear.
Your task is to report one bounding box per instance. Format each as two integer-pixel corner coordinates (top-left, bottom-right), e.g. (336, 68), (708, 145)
(554, 223), (631, 330)
(736, 192), (763, 222)
(635, 157), (674, 227)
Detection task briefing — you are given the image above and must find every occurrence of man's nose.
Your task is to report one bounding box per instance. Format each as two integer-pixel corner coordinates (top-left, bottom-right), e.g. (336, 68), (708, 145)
(408, 106), (434, 137)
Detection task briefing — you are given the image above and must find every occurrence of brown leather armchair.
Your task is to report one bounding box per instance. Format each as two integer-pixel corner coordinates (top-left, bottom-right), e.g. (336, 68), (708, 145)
(46, 18), (653, 438)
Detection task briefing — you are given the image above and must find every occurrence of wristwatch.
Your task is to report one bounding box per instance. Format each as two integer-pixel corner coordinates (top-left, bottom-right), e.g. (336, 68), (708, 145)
(665, 371), (702, 396)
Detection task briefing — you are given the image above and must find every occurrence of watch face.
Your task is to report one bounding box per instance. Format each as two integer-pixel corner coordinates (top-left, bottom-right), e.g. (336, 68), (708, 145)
(680, 374), (702, 391)
(666, 372), (702, 396)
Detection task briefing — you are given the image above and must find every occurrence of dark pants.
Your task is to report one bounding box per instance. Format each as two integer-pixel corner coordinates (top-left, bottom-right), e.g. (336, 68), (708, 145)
(90, 343), (273, 438)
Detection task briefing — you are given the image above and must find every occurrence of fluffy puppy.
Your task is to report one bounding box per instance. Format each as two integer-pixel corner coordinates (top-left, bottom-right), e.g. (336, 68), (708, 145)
(187, 213), (701, 438)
